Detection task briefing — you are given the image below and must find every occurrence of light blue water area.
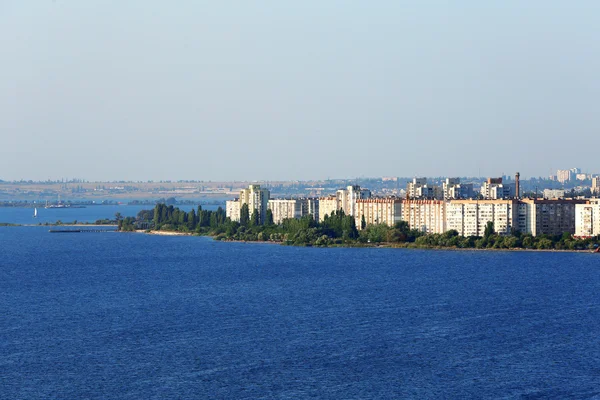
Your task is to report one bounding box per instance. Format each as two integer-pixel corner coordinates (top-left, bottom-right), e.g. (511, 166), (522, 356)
(0, 204), (220, 225)
(2, 227), (600, 399)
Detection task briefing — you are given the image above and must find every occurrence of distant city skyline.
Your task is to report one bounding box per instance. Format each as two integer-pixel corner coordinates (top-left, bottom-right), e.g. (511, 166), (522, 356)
(2, 1), (600, 181)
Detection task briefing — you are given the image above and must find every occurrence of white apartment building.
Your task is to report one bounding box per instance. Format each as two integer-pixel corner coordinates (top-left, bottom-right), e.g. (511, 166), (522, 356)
(519, 199), (584, 236)
(407, 178), (442, 199)
(267, 198), (320, 224)
(443, 178), (474, 200)
(268, 199), (303, 224)
(337, 185), (371, 217)
(575, 200), (600, 237)
(226, 200), (240, 222)
(446, 200), (517, 236)
(355, 198), (403, 228)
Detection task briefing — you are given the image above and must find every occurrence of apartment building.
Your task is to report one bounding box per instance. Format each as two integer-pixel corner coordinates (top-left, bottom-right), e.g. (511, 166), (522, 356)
(337, 185), (371, 216)
(519, 199), (585, 236)
(225, 200), (240, 222)
(355, 198), (403, 228)
(403, 199), (446, 234)
(575, 200), (600, 237)
(318, 196), (339, 222)
(225, 184), (270, 223)
(268, 198), (320, 224)
(446, 200), (517, 236)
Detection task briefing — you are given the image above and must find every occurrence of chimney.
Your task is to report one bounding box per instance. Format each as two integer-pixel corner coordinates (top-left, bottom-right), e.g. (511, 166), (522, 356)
(515, 172), (520, 199)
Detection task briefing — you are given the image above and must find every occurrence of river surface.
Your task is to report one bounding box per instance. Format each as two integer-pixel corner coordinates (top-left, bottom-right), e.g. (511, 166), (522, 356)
(1, 226), (600, 399)
(0, 204), (220, 225)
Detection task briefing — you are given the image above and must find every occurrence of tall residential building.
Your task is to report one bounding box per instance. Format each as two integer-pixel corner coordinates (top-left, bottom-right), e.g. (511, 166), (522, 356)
(403, 199), (446, 234)
(480, 178), (514, 200)
(336, 185), (371, 216)
(575, 200), (600, 237)
(354, 198), (403, 228)
(443, 178), (474, 200)
(318, 196), (339, 222)
(228, 184), (270, 224)
(556, 168), (581, 184)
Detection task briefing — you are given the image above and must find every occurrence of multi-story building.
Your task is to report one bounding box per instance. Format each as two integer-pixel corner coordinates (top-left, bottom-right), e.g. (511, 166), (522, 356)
(268, 199), (303, 224)
(443, 178), (474, 200)
(407, 178), (442, 199)
(519, 199), (585, 236)
(403, 199), (446, 234)
(480, 178), (514, 200)
(225, 200), (240, 222)
(226, 184), (270, 224)
(337, 185), (371, 216)
(355, 198), (403, 228)
(446, 200), (517, 236)
(267, 198), (320, 224)
(575, 200), (600, 237)
(318, 196), (339, 222)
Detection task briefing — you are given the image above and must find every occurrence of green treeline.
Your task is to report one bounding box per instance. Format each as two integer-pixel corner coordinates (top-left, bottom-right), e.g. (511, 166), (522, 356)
(123, 204), (600, 250)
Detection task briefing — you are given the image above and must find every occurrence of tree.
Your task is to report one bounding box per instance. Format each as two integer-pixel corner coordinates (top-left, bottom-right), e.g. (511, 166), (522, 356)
(250, 210), (260, 226)
(484, 221), (495, 238)
(115, 212), (123, 222)
(361, 215), (366, 230)
(240, 204), (250, 226)
(265, 209), (274, 226)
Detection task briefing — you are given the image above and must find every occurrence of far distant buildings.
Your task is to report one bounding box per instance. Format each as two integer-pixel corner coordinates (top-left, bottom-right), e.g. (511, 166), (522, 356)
(556, 168), (581, 184)
(480, 178), (514, 200)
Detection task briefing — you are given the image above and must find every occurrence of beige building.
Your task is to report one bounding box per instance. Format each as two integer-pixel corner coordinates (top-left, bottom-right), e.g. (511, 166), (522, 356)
(403, 199), (446, 234)
(355, 198), (403, 228)
(318, 196), (339, 222)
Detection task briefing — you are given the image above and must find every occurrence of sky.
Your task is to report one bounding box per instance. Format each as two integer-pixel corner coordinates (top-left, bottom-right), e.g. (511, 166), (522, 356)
(1, 1), (599, 181)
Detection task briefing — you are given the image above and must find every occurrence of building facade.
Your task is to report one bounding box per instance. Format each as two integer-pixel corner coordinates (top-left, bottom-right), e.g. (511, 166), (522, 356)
(575, 200), (600, 237)
(355, 198), (403, 228)
(480, 178), (514, 200)
(225, 200), (240, 222)
(403, 199), (446, 234)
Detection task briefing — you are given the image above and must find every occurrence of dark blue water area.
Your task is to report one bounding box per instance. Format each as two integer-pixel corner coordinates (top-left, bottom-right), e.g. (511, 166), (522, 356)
(0, 204), (219, 225)
(2, 227), (600, 399)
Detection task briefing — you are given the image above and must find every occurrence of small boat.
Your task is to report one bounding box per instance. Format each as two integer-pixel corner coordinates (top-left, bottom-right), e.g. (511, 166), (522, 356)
(594, 247), (600, 253)
(33, 208), (38, 218)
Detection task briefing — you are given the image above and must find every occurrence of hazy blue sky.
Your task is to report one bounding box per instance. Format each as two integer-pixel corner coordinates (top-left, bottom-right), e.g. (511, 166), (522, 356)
(1, 1), (599, 181)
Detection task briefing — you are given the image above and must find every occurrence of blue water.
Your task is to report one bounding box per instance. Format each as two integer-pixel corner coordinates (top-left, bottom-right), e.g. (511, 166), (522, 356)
(2, 227), (600, 399)
(0, 204), (217, 225)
